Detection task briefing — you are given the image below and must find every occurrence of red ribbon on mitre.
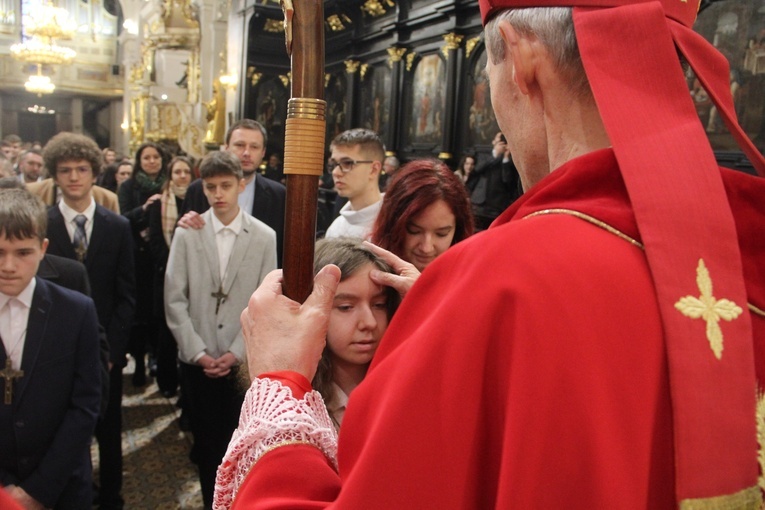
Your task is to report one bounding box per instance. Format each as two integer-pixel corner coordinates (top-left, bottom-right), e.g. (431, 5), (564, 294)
(479, 0), (762, 505)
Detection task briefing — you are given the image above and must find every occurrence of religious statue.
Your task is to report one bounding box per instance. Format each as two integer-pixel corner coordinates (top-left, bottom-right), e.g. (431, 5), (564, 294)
(205, 79), (226, 145)
(176, 61), (189, 88)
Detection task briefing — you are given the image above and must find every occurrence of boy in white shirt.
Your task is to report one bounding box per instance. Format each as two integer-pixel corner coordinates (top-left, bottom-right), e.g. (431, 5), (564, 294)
(0, 188), (101, 509)
(164, 151), (276, 509)
(325, 129), (385, 239)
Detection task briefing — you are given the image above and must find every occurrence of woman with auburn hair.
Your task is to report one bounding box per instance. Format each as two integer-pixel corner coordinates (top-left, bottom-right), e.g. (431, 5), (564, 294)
(370, 159), (474, 273)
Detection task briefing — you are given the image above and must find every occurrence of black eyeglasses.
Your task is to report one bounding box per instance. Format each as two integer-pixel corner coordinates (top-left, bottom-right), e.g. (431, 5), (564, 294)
(328, 158), (374, 173)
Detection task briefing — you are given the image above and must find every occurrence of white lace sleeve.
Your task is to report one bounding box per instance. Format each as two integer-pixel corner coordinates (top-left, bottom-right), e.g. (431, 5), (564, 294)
(213, 377), (338, 510)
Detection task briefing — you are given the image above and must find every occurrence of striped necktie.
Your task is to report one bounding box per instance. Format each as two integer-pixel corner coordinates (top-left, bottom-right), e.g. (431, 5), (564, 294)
(73, 214), (88, 262)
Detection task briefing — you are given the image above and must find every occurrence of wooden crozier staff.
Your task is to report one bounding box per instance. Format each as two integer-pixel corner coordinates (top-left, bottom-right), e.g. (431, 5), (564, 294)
(280, 0), (326, 302)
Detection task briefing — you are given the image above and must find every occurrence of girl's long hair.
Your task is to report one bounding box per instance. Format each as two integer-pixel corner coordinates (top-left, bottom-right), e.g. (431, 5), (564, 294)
(311, 237), (400, 408)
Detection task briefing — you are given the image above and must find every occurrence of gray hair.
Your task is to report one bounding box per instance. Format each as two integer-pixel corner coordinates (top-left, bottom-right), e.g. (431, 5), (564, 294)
(384, 156), (400, 169)
(486, 7), (590, 98)
(18, 148), (42, 164)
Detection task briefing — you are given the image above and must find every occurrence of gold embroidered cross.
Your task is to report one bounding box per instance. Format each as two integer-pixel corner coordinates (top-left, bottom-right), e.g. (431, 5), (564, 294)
(674, 259), (743, 360)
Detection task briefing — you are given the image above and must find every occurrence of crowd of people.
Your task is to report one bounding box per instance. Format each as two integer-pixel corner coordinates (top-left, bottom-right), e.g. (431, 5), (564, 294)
(214, 0), (764, 509)
(0, 114), (487, 510)
(1, 0), (764, 508)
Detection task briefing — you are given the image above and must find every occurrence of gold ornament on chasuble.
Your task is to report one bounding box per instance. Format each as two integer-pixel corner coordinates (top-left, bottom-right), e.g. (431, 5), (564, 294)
(674, 259), (743, 360)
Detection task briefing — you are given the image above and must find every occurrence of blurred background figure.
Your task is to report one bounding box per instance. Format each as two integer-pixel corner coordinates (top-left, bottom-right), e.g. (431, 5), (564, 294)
(0, 153), (13, 178)
(262, 153), (284, 184)
(454, 154), (476, 184)
(97, 160), (133, 194)
(2, 134), (22, 168)
(378, 155), (400, 192)
(467, 131), (521, 230)
(103, 147), (117, 166)
(16, 149), (43, 184)
(115, 161), (133, 190)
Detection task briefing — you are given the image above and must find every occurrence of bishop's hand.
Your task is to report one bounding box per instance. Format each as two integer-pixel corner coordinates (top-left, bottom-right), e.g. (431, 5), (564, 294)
(363, 241), (421, 298)
(241, 266), (340, 381)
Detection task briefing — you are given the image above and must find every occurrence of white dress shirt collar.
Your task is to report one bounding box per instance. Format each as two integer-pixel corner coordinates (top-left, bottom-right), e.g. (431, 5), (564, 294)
(328, 382), (350, 430)
(0, 277), (36, 311)
(238, 176), (256, 216)
(210, 207), (244, 235)
(0, 277), (36, 369)
(211, 208), (244, 280)
(59, 197), (97, 241)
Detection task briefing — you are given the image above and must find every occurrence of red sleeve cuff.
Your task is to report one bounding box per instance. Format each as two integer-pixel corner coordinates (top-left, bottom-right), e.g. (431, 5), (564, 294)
(257, 371), (312, 399)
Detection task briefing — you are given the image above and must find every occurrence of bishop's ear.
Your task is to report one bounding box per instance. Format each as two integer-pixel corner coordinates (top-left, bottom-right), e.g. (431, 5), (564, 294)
(498, 21), (536, 96)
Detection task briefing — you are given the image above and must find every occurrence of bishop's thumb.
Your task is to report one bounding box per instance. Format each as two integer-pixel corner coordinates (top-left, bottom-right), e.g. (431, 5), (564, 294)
(304, 264), (341, 313)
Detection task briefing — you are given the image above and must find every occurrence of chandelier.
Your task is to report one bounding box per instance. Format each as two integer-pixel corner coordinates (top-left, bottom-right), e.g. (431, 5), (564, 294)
(11, 37), (75, 65)
(23, 2), (77, 40)
(25, 64), (56, 96)
(10, 1), (77, 95)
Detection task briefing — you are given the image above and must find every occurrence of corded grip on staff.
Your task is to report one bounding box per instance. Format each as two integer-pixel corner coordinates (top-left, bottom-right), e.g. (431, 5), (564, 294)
(284, 97), (326, 177)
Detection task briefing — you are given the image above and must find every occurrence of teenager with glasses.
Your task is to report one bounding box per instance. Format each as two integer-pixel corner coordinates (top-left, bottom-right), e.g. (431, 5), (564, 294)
(324, 129), (385, 239)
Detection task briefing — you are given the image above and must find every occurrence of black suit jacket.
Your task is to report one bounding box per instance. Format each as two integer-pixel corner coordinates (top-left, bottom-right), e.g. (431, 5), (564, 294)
(182, 174), (286, 267)
(37, 254), (111, 420)
(467, 156), (522, 219)
(0, 278), (101, 508)
(36, 254), (91, 296)
(45, 205), (136, 365)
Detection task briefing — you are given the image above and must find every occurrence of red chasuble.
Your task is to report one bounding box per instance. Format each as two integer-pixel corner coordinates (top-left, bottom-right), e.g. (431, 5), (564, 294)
(232, 149), (765, 508)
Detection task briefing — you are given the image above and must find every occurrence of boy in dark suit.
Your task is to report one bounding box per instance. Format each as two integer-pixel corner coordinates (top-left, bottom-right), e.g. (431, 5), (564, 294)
(41, 132), (136, 510)
(0, 188), (101, 509)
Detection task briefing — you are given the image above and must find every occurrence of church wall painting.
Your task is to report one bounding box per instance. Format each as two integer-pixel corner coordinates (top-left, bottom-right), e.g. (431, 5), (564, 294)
(467, 46), (500, 148)
(325, 71), (348, 142)
(360, 64), (392, 142)
(689, 0), (765, 156)
(407, 53), (447, 146)
(254, 75), (288, 156)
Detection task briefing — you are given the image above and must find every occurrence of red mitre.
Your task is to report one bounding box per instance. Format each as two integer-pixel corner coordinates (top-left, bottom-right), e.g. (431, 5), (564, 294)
(478, 0), (764, 507)
(479, 0), (697, 27)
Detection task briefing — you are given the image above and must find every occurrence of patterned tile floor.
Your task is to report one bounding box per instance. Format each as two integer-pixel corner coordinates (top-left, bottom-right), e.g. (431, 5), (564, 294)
(91, 366), (203, 509)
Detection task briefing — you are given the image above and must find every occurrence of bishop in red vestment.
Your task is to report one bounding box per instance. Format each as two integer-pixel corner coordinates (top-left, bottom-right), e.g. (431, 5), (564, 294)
(214, 0), (765, 508)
